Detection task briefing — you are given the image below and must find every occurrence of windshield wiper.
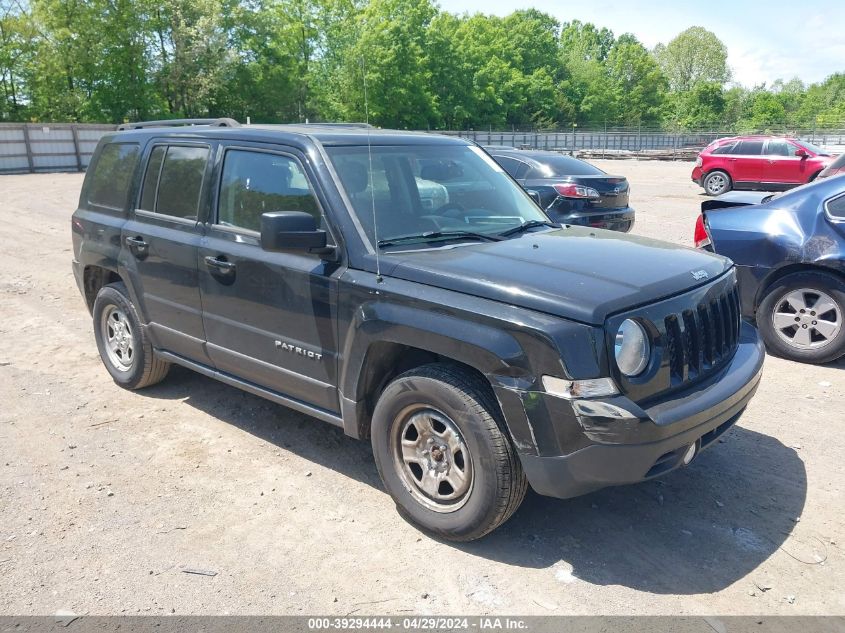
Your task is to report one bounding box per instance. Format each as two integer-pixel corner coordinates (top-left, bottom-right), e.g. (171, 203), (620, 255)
(498, 219), (560, 238)
(377, 230), (504, 248)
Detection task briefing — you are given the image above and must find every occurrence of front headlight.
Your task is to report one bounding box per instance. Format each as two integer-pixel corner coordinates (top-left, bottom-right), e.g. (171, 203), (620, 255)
(615, 319), (650, 376)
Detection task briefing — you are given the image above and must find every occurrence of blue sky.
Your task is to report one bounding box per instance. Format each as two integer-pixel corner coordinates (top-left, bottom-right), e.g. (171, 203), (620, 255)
(438, 0), (845, 87)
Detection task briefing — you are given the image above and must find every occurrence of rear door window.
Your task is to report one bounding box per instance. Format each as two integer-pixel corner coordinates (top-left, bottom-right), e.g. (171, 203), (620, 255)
(138, 145), (210, 220)
(87, 142), (140, 210)
(736, 140), (764, 155)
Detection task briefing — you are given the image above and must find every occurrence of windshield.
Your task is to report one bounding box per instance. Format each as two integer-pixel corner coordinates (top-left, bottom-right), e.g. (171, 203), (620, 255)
(797, 140), (831, 156)
(325, 144), (548, 248)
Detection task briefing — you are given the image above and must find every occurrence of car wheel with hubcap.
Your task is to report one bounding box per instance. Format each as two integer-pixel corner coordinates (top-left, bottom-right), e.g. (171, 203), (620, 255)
(92, 281), (170, 389)
(371, 364), (528, 541)
(703, 170), (732, 196)
(757, 272), (845, 363)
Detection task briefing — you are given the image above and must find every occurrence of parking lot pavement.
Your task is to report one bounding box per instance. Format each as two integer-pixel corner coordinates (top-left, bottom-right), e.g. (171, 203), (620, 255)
(0, 163), (843, 615)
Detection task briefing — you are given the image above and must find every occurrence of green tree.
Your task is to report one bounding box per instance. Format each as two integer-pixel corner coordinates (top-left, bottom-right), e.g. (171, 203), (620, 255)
(558, 21), (616, 125)
(560, 20), (613, 62)
(664, 81), (726, 129)
(426, 12), (471, 128)
(25, 0), (103, 120)
(605, 34), (667, 124)
(343, 0), (437, 128)
(150, 0), (233, 117)
(654, 26), (730, 92)
(0, 1), (35, 119)
(88, 0), (159, 121)
(797, 73), (845, 127)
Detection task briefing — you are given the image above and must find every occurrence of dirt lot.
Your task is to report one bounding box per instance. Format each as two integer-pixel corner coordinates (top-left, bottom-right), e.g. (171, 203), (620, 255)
(1, 159), (843, 616)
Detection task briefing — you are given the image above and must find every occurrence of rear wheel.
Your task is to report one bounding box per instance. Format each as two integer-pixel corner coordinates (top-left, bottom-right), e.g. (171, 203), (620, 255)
(92, 282), (170, 389)
(703, 170), (732, 196)
(757, 272), (845, 363)
(371, 364), (527, 541)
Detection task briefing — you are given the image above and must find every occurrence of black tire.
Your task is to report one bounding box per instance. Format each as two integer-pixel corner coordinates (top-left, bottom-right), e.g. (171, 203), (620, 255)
(703, 170), (732, 196)
(757, 271), (845, 364)
(92, 282), (170, 389)
(371, 364), (528, 541)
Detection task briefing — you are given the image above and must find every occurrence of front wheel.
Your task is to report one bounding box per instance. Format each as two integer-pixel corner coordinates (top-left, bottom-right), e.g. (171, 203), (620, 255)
(757, 272), (845, 363)
(371, 364), (528, 541)
(703, 170), (732, 196)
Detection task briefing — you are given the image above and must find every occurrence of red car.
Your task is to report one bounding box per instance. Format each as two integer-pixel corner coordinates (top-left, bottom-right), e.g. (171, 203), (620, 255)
(692, 135), (836, 196)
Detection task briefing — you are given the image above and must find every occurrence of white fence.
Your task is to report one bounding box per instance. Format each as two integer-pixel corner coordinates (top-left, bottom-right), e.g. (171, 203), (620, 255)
(2, 123), (844, 174)
(0, 123), (115, 174)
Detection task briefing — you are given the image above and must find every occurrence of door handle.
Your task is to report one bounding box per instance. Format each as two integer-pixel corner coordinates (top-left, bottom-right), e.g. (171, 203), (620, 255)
(125, 235), (149, 258)
(204, 255), (236, 273)
(125, 236), (148, 248)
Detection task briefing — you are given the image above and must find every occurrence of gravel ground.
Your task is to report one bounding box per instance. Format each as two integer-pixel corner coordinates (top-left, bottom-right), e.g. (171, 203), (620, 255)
(0, 159), (843, 616)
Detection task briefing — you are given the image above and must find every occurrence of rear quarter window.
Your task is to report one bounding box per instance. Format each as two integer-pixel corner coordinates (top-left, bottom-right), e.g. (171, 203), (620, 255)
(710, 141), (738, 155)
(528, 155), (604, 177)
(827, 193), (845, 220)
(492, 156), (528, 179)
(86, 142), (140, 210)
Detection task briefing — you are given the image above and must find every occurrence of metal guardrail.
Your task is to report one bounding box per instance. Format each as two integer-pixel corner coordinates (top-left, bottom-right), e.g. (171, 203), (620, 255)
(441, 130), (845, 156)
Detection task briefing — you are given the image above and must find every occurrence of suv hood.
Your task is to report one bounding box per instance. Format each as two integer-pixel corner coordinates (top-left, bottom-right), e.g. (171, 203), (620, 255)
(386, 227), (732, 324)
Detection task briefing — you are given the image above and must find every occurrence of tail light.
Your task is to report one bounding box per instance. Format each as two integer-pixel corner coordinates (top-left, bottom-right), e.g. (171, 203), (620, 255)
(554, 183), (600, 199)
(694, 214), (711, 249)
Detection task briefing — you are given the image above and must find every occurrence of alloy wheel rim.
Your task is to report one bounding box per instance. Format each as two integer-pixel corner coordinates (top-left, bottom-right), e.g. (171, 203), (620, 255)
(707, 174), (726, 194)
(772, 288), (841, 350)
(101, 305), (135, 371)
(391, 406), (473, 513)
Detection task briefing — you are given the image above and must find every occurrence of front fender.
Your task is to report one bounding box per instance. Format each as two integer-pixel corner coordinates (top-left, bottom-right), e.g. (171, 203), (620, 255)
(336, 273), (606, 456)
(339, 300), (546, 453)
(340, 301), (531, 396)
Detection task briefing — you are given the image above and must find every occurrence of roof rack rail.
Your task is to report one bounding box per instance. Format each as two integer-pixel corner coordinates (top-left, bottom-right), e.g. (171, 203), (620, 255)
(302, 122), (373, 129)
(117, 118), (240, 131)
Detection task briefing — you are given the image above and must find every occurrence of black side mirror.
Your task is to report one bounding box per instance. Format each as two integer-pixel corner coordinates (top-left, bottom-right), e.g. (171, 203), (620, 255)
(260, 211), (332, 256)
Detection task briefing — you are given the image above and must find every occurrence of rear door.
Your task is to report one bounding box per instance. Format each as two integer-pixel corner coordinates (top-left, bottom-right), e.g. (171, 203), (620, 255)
(197, 143), (341, 413)
(729, 140), (766, 184)
(121, 141), (213, 363)
(763, 139), (804, 184)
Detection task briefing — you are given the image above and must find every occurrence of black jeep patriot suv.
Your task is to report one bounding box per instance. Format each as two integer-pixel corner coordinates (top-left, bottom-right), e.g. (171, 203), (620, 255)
(72, 119), (765, 540)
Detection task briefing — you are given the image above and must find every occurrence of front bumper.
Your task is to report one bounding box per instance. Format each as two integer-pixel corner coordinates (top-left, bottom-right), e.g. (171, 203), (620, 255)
(519, 321), (765, 499)
(691, 165), (704, 186)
